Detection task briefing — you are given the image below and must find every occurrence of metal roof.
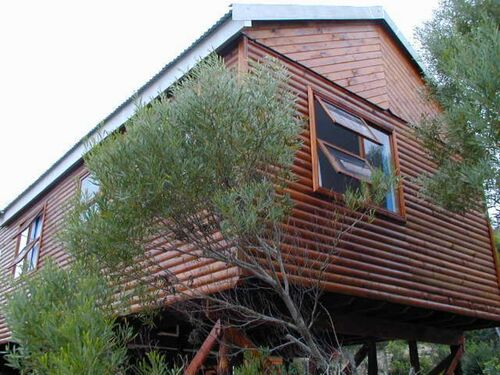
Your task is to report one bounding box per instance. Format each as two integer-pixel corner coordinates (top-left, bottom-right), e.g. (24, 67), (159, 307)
(0, 3), (424, 225)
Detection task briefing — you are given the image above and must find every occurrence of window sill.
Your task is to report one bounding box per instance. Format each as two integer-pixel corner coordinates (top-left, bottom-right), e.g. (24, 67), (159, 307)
(313, 186), (407, 224)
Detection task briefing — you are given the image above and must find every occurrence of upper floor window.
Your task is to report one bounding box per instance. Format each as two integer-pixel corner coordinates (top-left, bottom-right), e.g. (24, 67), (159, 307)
(13, 213), (43, 278)
(309, 89), (400, 214)
(80, 174), (100, 202)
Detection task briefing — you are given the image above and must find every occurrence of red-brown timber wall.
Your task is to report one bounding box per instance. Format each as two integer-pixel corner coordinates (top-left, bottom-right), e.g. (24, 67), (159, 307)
(1, 20), (499, 344)
(0, 50), (243, 345)
(244, 20), (439, 123)
(240, 29), (500, 322)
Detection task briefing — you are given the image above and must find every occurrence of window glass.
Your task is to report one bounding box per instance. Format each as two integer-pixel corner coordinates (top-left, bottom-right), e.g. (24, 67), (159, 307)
(14, 259), (24, 278)
(27, 244), (39, 271)
(364, 126), (397, 212)
(81, 175), (100, 202)
(315, 101), (360, 155)
(311, 93), (400, 214)
(14, 214), (43, 278)
(319, 98), (380, 144)
(18, 227), (29, 251)
(318, 147), (360, 194)
(324, 144), (372, 182)
(30, 216), (43, 240)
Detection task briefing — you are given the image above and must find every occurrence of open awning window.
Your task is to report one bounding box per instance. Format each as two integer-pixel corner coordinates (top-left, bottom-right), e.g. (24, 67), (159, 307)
(318, 140), (372, 182)
(317, 97), (381, 144)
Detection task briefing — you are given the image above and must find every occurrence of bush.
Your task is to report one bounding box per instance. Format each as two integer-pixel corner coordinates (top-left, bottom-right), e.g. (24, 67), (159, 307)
(2, 261), (132, 374)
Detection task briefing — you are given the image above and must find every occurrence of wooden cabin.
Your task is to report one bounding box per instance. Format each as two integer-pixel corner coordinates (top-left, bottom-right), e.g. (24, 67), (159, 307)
(1, 4), (499, 373)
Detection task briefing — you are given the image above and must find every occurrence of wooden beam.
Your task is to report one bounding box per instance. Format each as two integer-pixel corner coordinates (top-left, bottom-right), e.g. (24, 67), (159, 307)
(427, 354), (453, 375)
(224, 327), (257, 352)
(217, 332), (230, 375)
(408, 340), (420, 373)
(367, 341), (378, 375)
(445, 338), (465, 375)
(331, 314), (463, 345)
(185, 320), (222, 375)
(342, 344), (369, 374)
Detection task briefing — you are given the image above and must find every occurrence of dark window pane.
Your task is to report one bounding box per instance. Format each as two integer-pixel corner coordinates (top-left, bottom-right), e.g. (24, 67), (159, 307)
(315, 100), (360, 155)
(27, 244), (39, 271)
(319, 99), (380, 144)
(318, 147), (360, 194)
(30, 215), (42, 240)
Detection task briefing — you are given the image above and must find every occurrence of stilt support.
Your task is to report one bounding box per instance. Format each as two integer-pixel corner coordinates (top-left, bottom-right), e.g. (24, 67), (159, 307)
(409, 340), (420, 373)
(342, 344), (369, 374)
(367, 340), (378, 375)
(185, 320), (222, 375)
(427, 336), (464, 375)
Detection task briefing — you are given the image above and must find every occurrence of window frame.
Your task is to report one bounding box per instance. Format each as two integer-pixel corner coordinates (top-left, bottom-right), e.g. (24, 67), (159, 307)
(12, 205), (46, 277)
(308, 87), (406, 222)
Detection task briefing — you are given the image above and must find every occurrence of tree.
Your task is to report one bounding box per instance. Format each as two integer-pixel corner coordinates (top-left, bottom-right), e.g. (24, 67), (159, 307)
(415, 0), (499, 223)
(63, 56), (394, 373)
(2, 261), (132, 374)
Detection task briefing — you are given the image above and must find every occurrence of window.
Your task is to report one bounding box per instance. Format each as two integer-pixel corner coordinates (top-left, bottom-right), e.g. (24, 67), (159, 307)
(310, 90), (400, 214)
(80, 174), (100, 202)
(79, 174), (100, 220)
(13, 213), (43, 277)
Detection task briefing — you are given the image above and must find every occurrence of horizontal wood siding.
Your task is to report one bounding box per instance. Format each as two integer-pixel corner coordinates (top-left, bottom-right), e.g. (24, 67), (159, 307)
(244, 20), (440, 122)
(0, 165), (82, 343)
(1, 27), (499, 344)
(0, 48), (243, 345)
(245, 37), (499, 322)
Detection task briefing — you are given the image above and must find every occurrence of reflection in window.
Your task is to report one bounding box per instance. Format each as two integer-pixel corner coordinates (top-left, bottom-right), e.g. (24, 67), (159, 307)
(80, 174), (100, 202)
(364, 127), (397, 212)
(14, 214), (43, 278)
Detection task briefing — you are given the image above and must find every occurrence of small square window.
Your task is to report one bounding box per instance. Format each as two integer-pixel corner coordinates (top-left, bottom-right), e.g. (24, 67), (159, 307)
(310, 90), (401, 214)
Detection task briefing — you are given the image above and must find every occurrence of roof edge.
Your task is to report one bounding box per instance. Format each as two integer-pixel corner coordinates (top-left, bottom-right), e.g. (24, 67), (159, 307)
(0, 13), (250, 225)
(1, 3), (425, 226)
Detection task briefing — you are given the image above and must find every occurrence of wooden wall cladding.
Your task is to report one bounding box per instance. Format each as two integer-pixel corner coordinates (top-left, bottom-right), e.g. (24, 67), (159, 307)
(243, 36), (499, 322)
(244, 21), (439, 124)
(1, 22), (499, 344)
(0, 51), (243, 344)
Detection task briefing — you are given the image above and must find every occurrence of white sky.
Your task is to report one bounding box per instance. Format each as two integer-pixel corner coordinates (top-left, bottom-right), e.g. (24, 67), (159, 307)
(0, 0), (440, 209)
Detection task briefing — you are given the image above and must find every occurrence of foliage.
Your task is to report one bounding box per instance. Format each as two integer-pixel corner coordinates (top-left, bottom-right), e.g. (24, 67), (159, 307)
(381, 330), (500, 375)
(2, 261), (132, 375)
(493, 227), (500, 252)
(62, 55), (302, 283)
(462, 329), (500, 375)
(233, 349), (302, 375)
(381, 340), (447, 375)
(135, 351), (182, 375)
(61, 55), (394, 372)
(414, 0), (499, 222)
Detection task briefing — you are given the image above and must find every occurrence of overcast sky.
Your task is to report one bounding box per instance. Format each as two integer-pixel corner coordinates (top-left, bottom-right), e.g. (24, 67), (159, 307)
(0, 0), (440, 209)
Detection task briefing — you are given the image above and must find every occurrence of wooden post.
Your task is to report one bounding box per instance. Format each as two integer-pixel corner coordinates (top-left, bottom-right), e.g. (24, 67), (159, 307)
(367, 341), (378, 375)
(408, 340), (420, 373)
(217, 331), (230, 375)
(185, 320), (222, 375)
(427, 336), (464, 375)
(445, 337), (464, 375)
(342, 344), (369, 375)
